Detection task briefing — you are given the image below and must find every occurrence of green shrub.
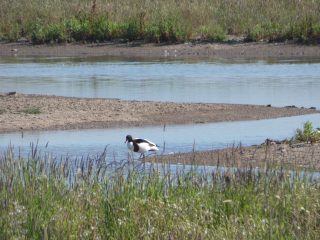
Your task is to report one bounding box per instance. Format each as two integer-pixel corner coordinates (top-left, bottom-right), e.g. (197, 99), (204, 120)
(145, 22), (161, 42)
(29, 22), (64, 43)
(45, 23), (66, 43)
(107, 21), (122, 39)
(293, 121), (320, 143)
(124, 20), (140, 41)
(66, 17), (91, 42)
(90, 15), (109, 41)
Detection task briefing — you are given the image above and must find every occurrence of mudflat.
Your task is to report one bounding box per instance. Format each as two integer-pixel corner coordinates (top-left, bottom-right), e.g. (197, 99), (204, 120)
(0, 42), (320, 59)
(0, 93), (318, 133)
(149, 141), (320, 171)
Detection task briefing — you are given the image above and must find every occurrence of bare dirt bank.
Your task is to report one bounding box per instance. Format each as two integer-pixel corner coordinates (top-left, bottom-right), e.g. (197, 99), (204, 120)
(0, 93), (318, 133)
(1, 42), (320, 59)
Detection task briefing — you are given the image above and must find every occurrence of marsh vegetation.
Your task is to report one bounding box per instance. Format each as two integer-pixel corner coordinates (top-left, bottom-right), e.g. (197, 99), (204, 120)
(1, 135), (320, 239)
(1, 0), (319, 44)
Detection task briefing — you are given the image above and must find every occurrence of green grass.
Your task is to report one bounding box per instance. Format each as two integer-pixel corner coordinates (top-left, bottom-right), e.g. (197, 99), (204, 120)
(1, 0), (319, 43)
(18, 107), (41, 114)
(0, 145), (319, 239)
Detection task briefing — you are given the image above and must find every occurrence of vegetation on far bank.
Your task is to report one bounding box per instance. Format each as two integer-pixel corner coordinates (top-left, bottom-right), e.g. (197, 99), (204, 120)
(0, 0), (319, 44)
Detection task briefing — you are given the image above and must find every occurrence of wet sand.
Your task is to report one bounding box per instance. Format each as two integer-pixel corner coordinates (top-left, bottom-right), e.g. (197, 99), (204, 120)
(0, 93), (318, 133)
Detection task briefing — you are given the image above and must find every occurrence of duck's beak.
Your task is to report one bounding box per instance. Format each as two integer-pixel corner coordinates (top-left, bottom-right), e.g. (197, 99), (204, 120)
(124, 139), (127, 143)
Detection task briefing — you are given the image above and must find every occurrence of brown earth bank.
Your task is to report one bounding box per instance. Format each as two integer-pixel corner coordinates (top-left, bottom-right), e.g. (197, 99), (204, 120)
(0, 93), (318, 133)
(148, 141), (320, 171)
(1, 42), (320, 59)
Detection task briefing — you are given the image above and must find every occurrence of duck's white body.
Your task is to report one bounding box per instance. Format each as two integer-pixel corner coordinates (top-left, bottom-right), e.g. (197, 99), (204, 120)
(127, 139), (159, 153)
(125, 135), (159, 158)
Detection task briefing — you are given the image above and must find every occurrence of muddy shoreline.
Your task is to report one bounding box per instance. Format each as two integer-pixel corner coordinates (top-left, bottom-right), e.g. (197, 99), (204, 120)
(1, 42), (320, 59)
(0, 93), (318, 133)
(148, 141), (320, 171)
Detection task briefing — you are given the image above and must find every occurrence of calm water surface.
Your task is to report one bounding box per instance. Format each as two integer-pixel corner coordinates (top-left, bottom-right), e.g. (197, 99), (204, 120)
(1, 57), (320, 108)
(1, 56), (320, 162)
(1, 114), (320, 160)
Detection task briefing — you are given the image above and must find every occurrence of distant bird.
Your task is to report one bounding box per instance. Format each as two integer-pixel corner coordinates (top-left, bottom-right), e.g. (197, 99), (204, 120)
(125, 135), (159, 158)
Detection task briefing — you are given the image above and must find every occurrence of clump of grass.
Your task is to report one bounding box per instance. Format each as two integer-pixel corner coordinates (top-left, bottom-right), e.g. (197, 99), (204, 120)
(0, 0), (319, 43)
(293, 121), (320, 143)
(19, 107), (41, 114)
(197, 25), (226, 42)
(0, 144), (319, 239)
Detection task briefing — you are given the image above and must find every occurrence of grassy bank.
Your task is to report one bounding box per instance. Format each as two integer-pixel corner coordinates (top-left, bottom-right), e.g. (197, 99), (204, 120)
(0, 145), (319, 239)
(1, 0), (319, 44)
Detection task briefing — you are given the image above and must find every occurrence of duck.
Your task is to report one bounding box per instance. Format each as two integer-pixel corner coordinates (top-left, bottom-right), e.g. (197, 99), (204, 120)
(125, 135), (159, 158)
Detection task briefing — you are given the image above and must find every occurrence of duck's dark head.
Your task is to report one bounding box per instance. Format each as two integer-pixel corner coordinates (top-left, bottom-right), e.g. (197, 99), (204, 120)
(125, 135), (133, 143)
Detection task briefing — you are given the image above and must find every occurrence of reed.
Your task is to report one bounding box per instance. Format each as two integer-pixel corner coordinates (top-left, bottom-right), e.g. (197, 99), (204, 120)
(0, 144), (319, 239)
(1, 0), (319, 43)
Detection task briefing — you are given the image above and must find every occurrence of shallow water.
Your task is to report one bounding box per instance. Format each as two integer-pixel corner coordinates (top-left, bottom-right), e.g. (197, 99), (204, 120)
(1, 114), (320, 161)
(1, 56), (320, 167)
(1, 57), (320, 108)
